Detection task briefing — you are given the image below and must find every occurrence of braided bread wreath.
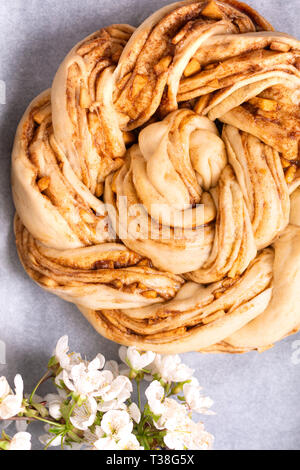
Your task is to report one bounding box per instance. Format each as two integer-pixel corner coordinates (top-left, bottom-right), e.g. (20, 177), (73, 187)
(12, 0), (300, 354)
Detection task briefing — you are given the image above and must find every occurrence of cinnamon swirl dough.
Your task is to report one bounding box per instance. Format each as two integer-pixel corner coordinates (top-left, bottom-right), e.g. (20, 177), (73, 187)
(12, 1), (300, 353)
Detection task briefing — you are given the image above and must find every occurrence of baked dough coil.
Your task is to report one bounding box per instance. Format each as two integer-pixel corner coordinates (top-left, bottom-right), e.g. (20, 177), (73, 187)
(12, 1), (300, 353)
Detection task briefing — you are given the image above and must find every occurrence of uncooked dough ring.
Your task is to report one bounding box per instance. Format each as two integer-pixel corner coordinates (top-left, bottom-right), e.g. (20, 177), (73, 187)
(12, 1), (300, 353)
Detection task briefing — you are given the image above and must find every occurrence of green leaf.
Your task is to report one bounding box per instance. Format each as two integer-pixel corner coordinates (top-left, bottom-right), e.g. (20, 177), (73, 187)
(143, 403), (152, 417)
(25, 408), (39, 418)
(67, 430), (82, 444)
(32, 402), (49, 418)
(1, 430), (10, 441)
(0, 440), (10, 450)
(48, 425), (66, 436)
(48, 356), (58, 368)
(150, 410), (162, 423)
(60, 402), (72, 422)
(94, 413), (102, 427)
(152, 374), (161, 381)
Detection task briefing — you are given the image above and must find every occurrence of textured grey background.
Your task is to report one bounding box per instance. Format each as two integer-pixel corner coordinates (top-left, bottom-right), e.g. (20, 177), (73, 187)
(0, 0), (299, 450)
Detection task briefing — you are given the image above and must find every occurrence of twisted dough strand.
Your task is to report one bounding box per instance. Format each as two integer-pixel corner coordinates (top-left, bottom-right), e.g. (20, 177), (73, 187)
(12, 1), (300, 353)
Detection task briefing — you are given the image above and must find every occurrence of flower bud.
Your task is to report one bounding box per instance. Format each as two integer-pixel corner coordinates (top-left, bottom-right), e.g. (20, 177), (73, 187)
(172, 383), (184, 395)
(129, 370), (137, 380)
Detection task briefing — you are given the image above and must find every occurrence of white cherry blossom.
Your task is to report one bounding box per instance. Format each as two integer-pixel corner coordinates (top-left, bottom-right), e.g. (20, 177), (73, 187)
(101, 409), (133, 440)
(118, 434), (144, 450)
(89, 354), (106, 371)
(155, 398), (189, 431)
(164, 420), (214, 450)
(102, 375), (132, 401)
(0, 375), (24, 420)
(149, 354), (194, 383)
(146, 381), (212, 449)
(145, 380), (165, 416)
(84, 426), (103, 446)
(183, 380), (214, 415)
(119, 346), (155, 372)
(55, 335), (69, 368)
(93, 431), (144, 450)
(54, 335), (82, 369)
(104, 360), (120, 378)
(97, 399), (126, 413)
(7, 432), (32, 451)
(62, 363), (111, 399)
(94, 435), (120, 450)
(70, 396), (97, 431)
(98, 375), (132, 411)
(44, 393), (65, 420)
(0, 338), (214, 451)
(128, 402), (141, 424)
(55, 337), (106, 381)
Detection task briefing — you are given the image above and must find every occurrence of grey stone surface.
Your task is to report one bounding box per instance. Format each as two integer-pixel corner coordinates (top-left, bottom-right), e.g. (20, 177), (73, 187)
(0, 0), (299, 450)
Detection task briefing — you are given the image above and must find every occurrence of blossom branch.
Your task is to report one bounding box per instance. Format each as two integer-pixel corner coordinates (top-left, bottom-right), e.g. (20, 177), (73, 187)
(0, 336), (214, 451)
